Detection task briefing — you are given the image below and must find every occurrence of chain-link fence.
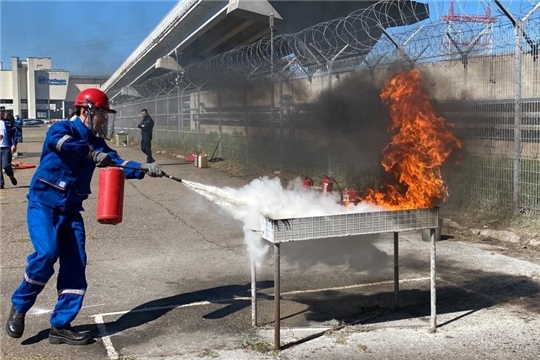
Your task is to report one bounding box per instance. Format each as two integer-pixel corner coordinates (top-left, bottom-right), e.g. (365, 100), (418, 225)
(112, 0), (540, 216)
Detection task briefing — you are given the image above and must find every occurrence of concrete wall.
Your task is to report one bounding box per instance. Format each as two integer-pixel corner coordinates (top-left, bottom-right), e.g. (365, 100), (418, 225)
(0, 71), (13, 101)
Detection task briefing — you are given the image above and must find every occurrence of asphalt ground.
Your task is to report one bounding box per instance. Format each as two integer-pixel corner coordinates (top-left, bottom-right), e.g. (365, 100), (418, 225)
(1, 126), (540, 360)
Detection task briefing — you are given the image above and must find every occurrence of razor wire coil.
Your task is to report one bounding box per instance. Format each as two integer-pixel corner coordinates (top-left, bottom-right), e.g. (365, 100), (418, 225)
(115, 0), (540, 103)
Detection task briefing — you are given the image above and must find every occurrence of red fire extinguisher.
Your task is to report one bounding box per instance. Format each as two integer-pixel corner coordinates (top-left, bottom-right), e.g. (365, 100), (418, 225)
(97, 167), (125, 225)
(302, 177), (313, 188)
(321, 176), (333, 194)
(343, 186), (359, 205)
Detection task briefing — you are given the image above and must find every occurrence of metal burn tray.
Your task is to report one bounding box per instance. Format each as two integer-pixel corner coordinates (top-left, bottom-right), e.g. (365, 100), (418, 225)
(251, 207), (440, 350)
(261, 208), (439, 243)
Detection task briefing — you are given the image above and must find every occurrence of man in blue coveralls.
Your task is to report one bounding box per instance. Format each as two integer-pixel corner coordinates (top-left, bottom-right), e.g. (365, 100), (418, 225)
(5, 88), (163, 345)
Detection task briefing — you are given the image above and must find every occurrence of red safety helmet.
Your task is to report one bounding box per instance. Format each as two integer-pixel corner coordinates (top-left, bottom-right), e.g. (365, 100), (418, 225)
(74, 88), (116, 113)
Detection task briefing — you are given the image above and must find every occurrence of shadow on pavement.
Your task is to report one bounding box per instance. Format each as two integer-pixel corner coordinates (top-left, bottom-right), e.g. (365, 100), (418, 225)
(21, 281), (274, 345)
(289, 272), (540, 326)
(100, 281), (273, 338)
(20, 272), (540, 346)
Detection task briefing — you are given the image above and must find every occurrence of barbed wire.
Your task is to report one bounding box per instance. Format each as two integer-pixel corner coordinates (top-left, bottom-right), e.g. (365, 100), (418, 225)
(118, 0), (540, 102)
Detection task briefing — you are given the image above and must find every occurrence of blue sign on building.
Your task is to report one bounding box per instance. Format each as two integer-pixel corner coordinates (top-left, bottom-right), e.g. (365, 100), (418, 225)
(37, 75), (67, 85)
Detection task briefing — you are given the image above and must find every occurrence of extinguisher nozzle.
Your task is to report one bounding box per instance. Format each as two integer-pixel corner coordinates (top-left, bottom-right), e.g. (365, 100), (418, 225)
(163, 172), (182, 183)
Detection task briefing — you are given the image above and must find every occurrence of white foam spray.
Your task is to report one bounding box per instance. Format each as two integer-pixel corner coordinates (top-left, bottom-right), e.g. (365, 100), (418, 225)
(182, 177), (388, 272)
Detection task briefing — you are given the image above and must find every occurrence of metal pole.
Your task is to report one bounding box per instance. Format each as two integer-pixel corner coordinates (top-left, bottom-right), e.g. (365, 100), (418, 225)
(180, 89), (184, 133)
(270, 13), (275, 138)
(245, 88), (249, 164)
(328, 62), (333, 90)
(175, 48), (181, 134)
(218, 89), (222, 158)
(514, 21), (523, 212)
(154, 97), (158, 143)
(279, 80), (284, 169)
(197, 88), (201, 151)
(430, 228), (437, 333)
(394, 232), (399, 309)
(274, 242), (280, 350)
(251, 256), (257, 327)
(166, 95), (170, 130)
(523, 1), (540, 22)
(47, 79), (51, 120)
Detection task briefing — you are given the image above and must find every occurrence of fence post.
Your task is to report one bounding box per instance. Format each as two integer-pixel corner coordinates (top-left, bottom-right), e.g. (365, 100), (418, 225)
(513, 21), (523, 212)
(166, 94), (170, 129)
(179, 89), (183, 133)
(270, 13), (275, 139)
(197, 88), (201, 151)
(154, 97), (159, 143)
(245, 88), (249, 164)
(218, 89), (222, 159)
(279, 79), (284, 169)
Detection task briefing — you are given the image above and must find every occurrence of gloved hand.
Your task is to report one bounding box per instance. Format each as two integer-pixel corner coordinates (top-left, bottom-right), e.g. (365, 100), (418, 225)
(140, 162), (164, 177)
(89, 150), (112, 167)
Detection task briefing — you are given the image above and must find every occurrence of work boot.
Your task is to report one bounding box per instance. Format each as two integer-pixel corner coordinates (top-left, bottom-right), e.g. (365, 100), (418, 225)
(9, 176), (17, 186)
(5, 305), (25, 338)
(49, 326), (92, 345)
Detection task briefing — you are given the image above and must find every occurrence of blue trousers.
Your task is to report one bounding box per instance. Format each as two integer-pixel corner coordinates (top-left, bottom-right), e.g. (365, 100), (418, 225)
(0, 147), (15, 187)
(11, 201), (87, 328)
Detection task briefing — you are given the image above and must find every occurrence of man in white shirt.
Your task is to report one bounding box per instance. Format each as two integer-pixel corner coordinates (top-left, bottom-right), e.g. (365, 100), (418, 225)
(0, 112), (18, 189)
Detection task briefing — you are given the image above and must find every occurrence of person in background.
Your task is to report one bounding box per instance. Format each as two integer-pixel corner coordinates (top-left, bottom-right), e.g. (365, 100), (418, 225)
(14, 115), (23, 143)
(138, 108), (155, 163)
(5, 89), (164, 345)
(0, 112), (18, 189)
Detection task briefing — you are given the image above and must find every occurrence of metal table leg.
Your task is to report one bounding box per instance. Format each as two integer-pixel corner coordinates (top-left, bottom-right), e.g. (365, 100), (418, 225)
(430, 228), (437, 332)
(251, 256), (257, 326)
(274, 243), (281, 350)
(394, 232), (399, 309)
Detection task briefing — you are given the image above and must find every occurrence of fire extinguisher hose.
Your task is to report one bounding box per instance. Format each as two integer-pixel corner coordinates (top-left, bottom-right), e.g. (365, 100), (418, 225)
(112, 164), (182, 183)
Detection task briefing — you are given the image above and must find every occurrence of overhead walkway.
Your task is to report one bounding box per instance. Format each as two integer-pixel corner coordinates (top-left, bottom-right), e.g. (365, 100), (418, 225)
(102, 0), (429, 99)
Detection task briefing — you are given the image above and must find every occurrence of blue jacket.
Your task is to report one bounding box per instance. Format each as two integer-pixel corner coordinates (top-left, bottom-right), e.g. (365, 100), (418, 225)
(0, 118), (17, 148)
(138, 115), (154, 140)
(28, 117), (145, 211)
(15, 118), (23, 137)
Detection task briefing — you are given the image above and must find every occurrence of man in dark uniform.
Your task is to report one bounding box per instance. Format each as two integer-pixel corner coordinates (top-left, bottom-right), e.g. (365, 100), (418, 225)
(138, 108), (155, 163)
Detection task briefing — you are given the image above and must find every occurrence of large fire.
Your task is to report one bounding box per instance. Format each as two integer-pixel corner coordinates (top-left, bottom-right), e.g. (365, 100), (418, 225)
(361, 68), (462, 210)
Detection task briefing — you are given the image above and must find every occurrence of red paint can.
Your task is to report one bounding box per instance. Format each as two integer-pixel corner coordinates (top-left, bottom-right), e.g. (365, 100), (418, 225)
(97, 167), (125, 225)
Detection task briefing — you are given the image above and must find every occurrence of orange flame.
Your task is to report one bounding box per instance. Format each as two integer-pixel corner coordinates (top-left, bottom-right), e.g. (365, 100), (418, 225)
(362, 69), (461, 210)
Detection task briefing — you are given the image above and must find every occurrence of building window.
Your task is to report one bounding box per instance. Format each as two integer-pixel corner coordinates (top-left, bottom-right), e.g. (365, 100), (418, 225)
(21, 99), (27, 104)
(0, 99), (14, 104)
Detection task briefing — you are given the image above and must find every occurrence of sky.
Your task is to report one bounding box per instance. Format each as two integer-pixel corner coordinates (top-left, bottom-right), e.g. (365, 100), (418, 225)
(0, 0), (536, 75)
(0, 1), (176, 74)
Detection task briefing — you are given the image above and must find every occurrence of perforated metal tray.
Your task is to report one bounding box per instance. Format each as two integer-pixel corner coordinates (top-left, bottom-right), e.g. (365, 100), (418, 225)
(261, 208), (439, 243)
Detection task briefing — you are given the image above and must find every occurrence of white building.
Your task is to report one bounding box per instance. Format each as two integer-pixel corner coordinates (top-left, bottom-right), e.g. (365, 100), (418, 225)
(0, 56), (108, 120)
